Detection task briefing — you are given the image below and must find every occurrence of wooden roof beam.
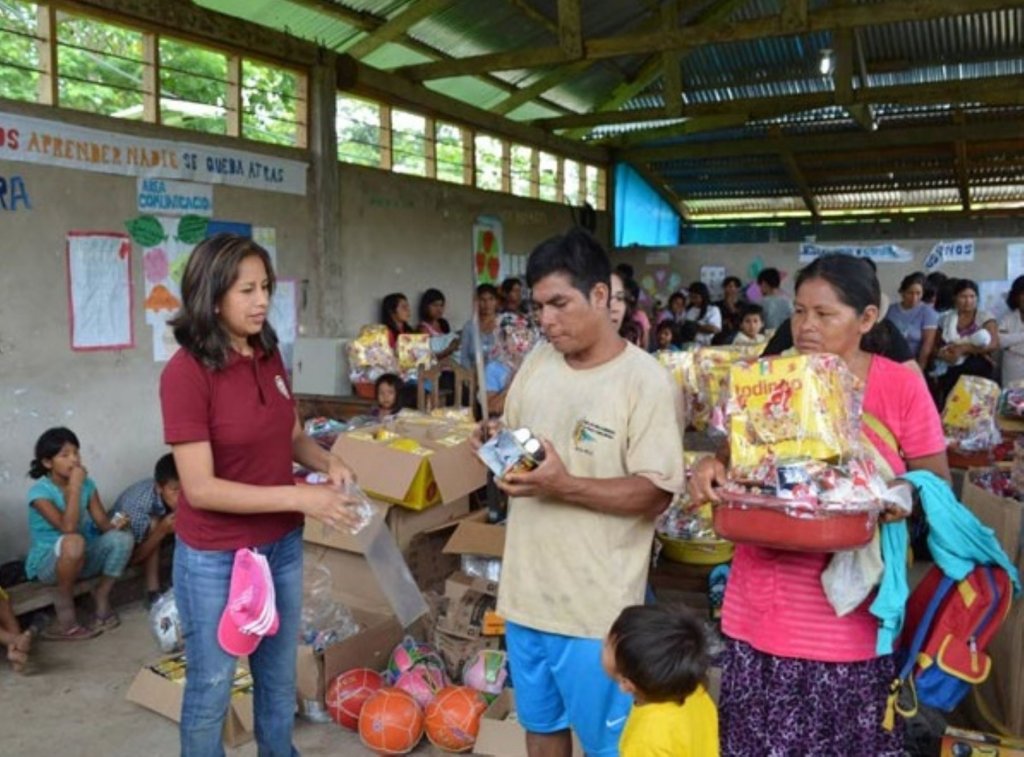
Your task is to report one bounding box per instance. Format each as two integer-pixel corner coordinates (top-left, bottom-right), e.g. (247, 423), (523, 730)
(662, 2), (683, 117)
(395, 0), (1024, 80)
(953, 111), (972, 210)
(624, 118), (1024, 162)
(557, 0), (583, 59)
(538, 73), (1024, 130)
(345, 0), (457, 60)
(781, 149), (820, 216)
(490, 61), (591, 115)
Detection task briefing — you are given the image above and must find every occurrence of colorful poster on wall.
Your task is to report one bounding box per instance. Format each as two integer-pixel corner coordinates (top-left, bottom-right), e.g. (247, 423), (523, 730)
(978, 280), (1010, 322)
(1, 110), (307, 195)
(473, 216), (504, 285)
(126, 214), (209, 361)
(253, 226), (277, 271)
(639, 268), (683, 307)
(798, 242), (913, 263)
(700, 265), (727, 301)
(66, 232), (134, 351)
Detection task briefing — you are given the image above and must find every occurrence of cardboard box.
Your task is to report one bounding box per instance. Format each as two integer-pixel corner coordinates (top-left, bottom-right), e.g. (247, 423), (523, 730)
(443, 519), (506, 559)
(437, 573), (499, 640)
(403, 510), (488, 593)
(476, 690), (583, 757)
(302, 495), (471, 553)
(330, 419), (487, 510)
(295, 543), (407, 705)
(969, 599), (1024, 738)
(962, 468), (1024, 575)
(126, 653), (254, 747)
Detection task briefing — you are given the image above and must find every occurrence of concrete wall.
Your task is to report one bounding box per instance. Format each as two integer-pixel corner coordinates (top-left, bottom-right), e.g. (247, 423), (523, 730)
(612, 238), (1023, 307)
(332, 163), (609, 335)
(0, 113), (608, 561)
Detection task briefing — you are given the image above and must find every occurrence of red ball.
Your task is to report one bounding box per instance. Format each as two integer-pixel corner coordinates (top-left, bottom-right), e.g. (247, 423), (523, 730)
(325, 668), (384, 730)
(424, 686), (487, 753)
(359, 687), (425, 755)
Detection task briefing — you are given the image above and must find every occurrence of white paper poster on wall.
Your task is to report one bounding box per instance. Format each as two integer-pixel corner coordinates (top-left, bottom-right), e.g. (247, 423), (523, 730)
(923, 239), (975, 271)
(66, 232), (134, 351)
(1008, 244), (1024, 282)
(798, 242), (913, 263)
(269, 278), (298, 371)
(253, 226), (278, 271)
(978, 280), (1011, 322)
(139, 216), (191, 362)
(700, 265), (727, 301)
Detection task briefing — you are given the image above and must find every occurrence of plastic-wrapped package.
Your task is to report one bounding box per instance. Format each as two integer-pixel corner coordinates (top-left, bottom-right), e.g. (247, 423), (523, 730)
(397, 333), (434, 373)
(727, 354), (859, 475)
(658, 350), (699, 427)
(300, 563), (361, 654)
(461, 555), (502, 582)
(148, 590), (183, 653)
(303, 416), (349, 451)
(943, 375), (1002, 451)
(347, 325), (398, 384)
(695, 345), (764, 436)
(999, 387), (1024, 419)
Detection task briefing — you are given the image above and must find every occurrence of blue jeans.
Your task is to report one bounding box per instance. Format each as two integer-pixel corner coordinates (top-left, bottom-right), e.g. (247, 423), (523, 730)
(174, 528), (303, 757)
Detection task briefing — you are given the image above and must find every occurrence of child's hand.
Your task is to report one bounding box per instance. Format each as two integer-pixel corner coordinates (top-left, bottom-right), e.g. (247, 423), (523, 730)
(68, 465), (87, 488)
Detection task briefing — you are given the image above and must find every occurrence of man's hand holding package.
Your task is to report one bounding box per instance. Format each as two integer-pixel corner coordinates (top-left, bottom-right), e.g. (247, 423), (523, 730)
(496, 439), (569, 499)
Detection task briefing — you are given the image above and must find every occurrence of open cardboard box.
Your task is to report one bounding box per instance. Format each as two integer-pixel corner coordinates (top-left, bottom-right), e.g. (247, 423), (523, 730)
(127, 653), (254, 747)
(443, 519), (506, 560)
(330, 418), (487, 510)
(296, 542), (409, 705)
(302, 495), (470, 553)
(476, 690), (583, 757)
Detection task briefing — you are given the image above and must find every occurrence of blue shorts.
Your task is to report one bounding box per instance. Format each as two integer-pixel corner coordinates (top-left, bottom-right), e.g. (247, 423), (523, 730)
(505, 621), (631, 757)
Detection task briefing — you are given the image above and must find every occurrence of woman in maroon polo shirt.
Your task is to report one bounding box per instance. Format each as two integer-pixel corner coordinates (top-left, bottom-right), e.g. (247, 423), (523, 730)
(160, 233), (360, 756)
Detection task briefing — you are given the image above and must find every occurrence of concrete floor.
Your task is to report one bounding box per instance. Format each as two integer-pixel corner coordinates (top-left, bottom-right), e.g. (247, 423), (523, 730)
(0, 602), (442, 756)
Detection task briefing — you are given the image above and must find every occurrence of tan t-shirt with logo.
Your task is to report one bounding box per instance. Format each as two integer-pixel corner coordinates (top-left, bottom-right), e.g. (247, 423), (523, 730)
(496, 341), (685, 638)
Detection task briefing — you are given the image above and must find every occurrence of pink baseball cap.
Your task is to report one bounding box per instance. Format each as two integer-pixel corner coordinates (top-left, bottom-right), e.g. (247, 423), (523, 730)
(217, 548), (279, 656)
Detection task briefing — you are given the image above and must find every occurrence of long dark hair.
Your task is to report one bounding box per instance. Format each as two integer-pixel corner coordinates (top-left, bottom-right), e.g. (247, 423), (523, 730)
(688, 282), (711, 320)
(380, 293), (411, 336)
(795, 254), (890, 355)
(1007, 276), (1024, 312)
(418, 288), (449, 331)
(29, 427), (80, 479)
(170, 234), (278, 370)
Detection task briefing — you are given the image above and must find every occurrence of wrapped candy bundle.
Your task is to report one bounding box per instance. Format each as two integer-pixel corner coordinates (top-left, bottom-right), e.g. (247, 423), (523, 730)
(397, 333), (434, 376)
(347, 325), (398, 384)
(696, 345), (765, 435)
(943, 375), (1001, 451)
(717, 354), (884, 551)
(658, 350), (699, 427)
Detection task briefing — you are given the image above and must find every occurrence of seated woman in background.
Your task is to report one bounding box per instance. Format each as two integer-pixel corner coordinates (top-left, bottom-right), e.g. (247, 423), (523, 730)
(885, 272), (938, 371)
(500, 277), (526, 315)
(418, 288), (460, 362)
(685, 282), (723, 346)
(998, 276), (1024, 386)
(380, 292), (415, 350)
(933, 278), (999, 404)
(26, 427), (134, 640)
(459, 284), (500, 368)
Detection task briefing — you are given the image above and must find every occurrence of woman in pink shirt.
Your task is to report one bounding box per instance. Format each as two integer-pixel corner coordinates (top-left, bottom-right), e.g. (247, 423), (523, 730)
(691, 254), (949, 755)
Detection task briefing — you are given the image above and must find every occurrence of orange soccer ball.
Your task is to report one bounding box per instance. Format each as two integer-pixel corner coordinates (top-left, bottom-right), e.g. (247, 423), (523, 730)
(424, 686), (487, 753)
(325, 668), (384, 730)
(358, 687), (425, 755)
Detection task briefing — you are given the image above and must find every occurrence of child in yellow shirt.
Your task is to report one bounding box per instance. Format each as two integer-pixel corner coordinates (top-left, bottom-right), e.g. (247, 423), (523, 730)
(602, 605), (719, 757)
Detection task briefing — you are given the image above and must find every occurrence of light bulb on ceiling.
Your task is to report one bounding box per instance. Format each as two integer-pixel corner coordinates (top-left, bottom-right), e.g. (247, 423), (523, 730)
(819, 48), (835, 76)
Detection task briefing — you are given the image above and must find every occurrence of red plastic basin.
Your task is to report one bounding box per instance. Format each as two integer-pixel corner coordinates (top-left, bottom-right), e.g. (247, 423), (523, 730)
(713, 502), (876, 552)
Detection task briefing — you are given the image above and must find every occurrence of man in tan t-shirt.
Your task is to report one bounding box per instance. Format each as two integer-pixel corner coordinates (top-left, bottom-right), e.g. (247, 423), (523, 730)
(480, 228), (685, 757)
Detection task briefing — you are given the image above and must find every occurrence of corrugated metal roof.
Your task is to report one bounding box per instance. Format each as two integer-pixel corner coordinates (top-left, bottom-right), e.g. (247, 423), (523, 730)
(195, 0), (1024, 218)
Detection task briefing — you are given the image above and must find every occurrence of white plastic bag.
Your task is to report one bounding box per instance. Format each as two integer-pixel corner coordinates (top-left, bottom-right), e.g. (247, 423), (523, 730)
(821, 529), (883, 617)
(148, 590), (183, 653)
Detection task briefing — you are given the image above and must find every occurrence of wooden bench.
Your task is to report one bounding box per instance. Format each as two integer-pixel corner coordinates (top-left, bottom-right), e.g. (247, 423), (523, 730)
(295, 393), (374, 423)
(8, 566), (142, 616)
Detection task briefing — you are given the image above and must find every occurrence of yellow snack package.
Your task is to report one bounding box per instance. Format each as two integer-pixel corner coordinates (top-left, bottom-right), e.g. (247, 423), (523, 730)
(942, 375), (1001, 430)
(727, 353), (856, 472)
(658, 350), (698, 426)
(696, 345), (765, 433)
(397, 333), (434, 372)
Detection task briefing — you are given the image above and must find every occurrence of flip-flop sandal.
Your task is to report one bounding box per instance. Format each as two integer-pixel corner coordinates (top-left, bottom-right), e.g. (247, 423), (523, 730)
(93, 613), (121, 631)
(39, 624), (101, 641)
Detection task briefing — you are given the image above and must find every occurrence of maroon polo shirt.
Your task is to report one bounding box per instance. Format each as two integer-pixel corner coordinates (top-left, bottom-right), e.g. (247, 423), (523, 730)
(160, 345), (302, 550)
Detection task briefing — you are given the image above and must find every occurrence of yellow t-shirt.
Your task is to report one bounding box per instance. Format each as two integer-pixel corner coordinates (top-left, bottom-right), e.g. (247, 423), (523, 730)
(620, 687), (720, 757)
(497, 341), (685, 638)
